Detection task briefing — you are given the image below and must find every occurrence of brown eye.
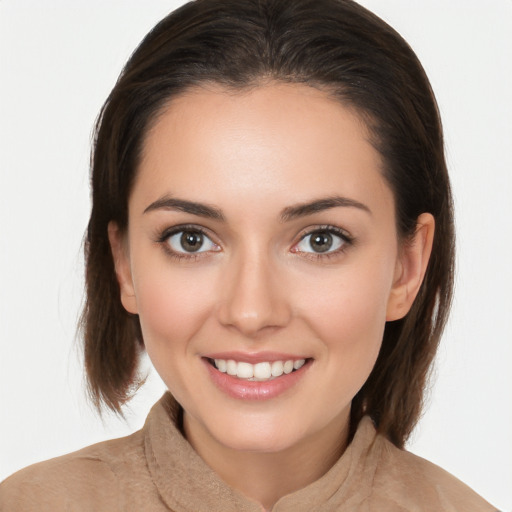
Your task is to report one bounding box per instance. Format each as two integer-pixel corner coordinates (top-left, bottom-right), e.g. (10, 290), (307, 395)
(294, 228), (348, 255)
(180, 231), (204, 252)
(166, 229), (219, 254)
(309, 231), (333, 253)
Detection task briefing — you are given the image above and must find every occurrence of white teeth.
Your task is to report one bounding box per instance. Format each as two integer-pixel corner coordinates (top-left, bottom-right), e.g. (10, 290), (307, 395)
(212, 358), (307, 381)
(294, 359), (305, 370)
(237, 362), (254, 379)
(283, 360), (294, 374)
(214, 359), (227, 373)
(226, 359), (237, 376)
(254, 362), (271, 379)
(271, 360), (284, 377)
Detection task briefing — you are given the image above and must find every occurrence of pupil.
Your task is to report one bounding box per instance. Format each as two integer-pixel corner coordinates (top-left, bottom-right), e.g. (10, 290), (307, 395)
(181, 231), (203, 252)
(310, 232), (332, 253)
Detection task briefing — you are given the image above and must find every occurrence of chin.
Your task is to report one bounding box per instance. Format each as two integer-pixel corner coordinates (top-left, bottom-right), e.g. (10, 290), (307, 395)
(200, 409), (311, 454)
(217, 427), (304, 454)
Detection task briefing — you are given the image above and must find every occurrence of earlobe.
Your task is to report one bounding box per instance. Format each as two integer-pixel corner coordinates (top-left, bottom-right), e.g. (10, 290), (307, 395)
(386, 213), (435, 321)
(107, 221), (138, 314)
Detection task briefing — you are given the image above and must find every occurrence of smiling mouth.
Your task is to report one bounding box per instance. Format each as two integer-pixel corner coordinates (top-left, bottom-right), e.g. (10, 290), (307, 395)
(206, 358), (310, 382)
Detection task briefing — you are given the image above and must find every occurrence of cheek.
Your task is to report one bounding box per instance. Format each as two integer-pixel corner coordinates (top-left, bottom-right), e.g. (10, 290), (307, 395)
(306, 284), (386, 406)
(295, 255), (395, 370)
(133, 263), (215, 354)
(311, 285), (387, 359)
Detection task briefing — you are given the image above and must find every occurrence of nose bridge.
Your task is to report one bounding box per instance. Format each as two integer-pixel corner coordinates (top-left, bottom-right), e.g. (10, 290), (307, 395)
(217, 243), (290, 336)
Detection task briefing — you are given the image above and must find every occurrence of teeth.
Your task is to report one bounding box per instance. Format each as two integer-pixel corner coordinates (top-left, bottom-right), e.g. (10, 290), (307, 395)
(215, 359), (227, 373)
(283, 360), (294, 374)
(271, 361), (284, 377)
(226, 359), (237, 376)
(237, 362), (254, 379)
(212, 358), (306, 381)
(254, 362), (271, 379)
(293, 359), (305, 370)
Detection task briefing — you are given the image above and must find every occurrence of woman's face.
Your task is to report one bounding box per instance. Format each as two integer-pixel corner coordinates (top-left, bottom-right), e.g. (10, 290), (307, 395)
(111, 83), (424, 454)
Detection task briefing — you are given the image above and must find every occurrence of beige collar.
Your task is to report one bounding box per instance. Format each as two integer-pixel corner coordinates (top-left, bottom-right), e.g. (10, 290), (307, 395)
(143, 393), (381, 512)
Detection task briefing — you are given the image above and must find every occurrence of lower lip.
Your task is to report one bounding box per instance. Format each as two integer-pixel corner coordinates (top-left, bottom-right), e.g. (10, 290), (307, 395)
(203, 359), (311, 400)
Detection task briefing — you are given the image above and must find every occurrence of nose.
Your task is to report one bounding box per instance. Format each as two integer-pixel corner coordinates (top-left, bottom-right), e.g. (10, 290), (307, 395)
(216, 249), (291, 337)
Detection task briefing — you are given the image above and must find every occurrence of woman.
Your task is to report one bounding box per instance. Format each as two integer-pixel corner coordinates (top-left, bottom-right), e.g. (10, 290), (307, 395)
(0, 0), (501, 510)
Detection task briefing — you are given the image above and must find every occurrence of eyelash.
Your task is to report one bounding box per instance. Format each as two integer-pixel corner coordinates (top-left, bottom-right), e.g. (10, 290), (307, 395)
(155, 224), (354, 262)
(156, 224), (219, 262)
(292, 225), (354, 261)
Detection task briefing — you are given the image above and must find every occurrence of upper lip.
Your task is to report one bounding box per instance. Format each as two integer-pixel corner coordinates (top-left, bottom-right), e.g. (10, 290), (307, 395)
(202, 351), (310, 364)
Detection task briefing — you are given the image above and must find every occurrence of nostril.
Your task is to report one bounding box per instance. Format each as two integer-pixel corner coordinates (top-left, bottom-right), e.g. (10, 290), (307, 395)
(215, 265), (292, 335)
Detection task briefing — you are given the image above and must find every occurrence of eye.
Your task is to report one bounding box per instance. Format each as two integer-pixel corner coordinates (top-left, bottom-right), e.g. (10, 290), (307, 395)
(166, 229), (219, 254)
(293, 228), (350, 254)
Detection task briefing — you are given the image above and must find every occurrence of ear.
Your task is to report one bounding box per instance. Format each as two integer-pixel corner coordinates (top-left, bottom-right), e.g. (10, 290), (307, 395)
(386, 213), (435, 321)
(108, 221), (138, 315)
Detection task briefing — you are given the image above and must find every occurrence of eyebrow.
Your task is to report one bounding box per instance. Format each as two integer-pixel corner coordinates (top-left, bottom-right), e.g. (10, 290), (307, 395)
(143, 194), (371, 221)
(143, 196), (225, 220)
(280, 196), (371, 221)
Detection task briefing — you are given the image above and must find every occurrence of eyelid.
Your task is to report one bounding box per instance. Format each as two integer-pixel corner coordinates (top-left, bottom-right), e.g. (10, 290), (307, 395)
(291, 224), (354, 257)
(156, 223), (221, 259)
(157, 223), (218, 242)
(295, 224), (353, 243)
(155, 223), (353, 261)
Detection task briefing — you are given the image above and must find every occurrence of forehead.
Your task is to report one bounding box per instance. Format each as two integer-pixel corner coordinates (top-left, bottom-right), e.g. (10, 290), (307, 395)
(134, 83), (393, 218)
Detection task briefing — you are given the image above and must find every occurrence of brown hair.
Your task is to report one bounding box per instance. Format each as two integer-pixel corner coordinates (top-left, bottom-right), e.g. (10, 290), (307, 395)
(81, 0), (454, 448)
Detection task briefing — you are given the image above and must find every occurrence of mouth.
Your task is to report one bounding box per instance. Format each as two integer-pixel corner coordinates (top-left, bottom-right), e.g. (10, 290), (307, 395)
(206, 357), (309, 382)
(202, 352), (313, 400)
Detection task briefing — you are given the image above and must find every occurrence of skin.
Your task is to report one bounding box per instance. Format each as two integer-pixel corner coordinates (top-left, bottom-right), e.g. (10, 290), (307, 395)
(109, 83), (434, 510)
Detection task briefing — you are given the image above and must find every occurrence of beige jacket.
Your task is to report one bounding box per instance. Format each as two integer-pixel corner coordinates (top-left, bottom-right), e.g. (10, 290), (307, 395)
(0, 393), (497, 511)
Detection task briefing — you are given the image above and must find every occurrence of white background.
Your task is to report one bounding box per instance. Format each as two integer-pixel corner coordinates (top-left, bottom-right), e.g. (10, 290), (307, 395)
(0, 1), (511, 510)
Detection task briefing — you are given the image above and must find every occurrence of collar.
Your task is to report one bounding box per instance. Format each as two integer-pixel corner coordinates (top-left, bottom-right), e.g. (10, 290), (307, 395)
(143, 393), (381, 512)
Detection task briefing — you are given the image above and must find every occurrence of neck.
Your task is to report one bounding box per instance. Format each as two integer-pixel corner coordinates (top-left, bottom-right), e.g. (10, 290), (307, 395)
(183, 410), (350, 511)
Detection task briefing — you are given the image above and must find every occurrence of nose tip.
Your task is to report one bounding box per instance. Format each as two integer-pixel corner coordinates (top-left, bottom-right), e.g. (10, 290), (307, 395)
(216, 256), (291, 337)
(224, 310), (279, 337)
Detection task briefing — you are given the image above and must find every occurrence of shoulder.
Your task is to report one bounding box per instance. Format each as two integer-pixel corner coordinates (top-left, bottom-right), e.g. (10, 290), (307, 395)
(369, 434), (497, 511)
(0, 429), (146, 512)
